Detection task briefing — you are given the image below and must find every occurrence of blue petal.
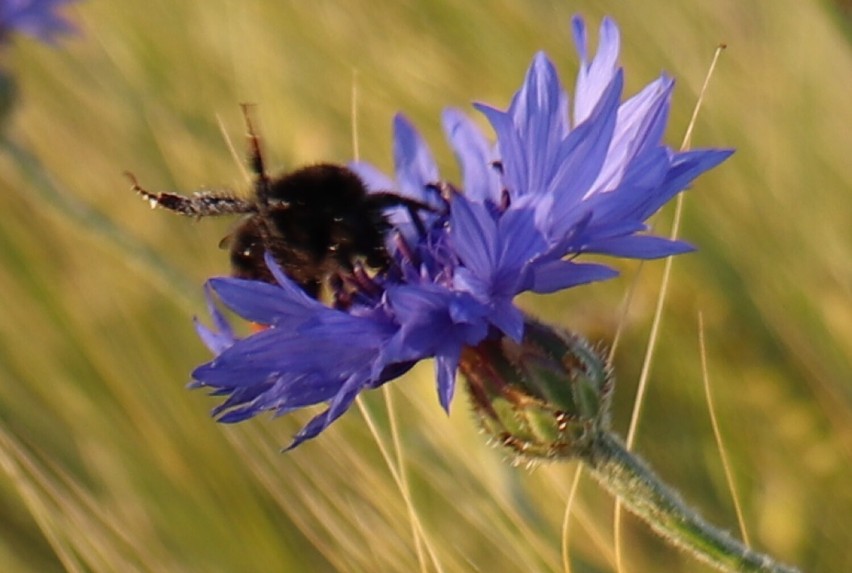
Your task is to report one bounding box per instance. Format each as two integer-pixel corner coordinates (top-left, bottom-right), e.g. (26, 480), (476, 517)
(498, 207), (545, 266)
(474, 103), (527, 196)
(617, 76), (674, 156)
(585, 235), (695, 259)
(452, 267), (490, 301)
(508, 52), (570, 196)
(573, 16), (621, 124)
(2, 0), (78, 44)
(218, 408), (260, 423)
(435, 350), (461, 412)
(633, 148), (733, 221)
(208, 276), (318, 326)
(273, 375), (351, 412)
(494, 207), (546, 293)
(194, 283), (236, 354)
(579, 147), (671, 225)
(592, 76), (674, 193)
(194, 317), (234, 355)
(662, 148), (733, 193)
(192, 328), (300, 388)
(488, 299), (525, 342)
(442, 108), (501, 203)
(284, 370), (368, 450)
(549, 71), (623, 232)
(349, 161), (396, 192)
(450, 194), (498, 280)
(386, 284), (488, 365)
(530, 260), (619, 293)
(571, 15), (588, 63)
(393, 114), (440, 200)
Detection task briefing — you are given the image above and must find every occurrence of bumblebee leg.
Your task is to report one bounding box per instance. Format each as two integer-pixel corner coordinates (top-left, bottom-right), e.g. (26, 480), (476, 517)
(367, 192), (442, 238)
(240, 104), (272, 206)
(124, 172), (254, 218)
(239, 103), (287, 256)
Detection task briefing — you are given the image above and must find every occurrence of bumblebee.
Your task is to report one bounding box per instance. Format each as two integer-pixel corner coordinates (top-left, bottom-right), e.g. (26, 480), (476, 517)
(127, 106), (429, 299)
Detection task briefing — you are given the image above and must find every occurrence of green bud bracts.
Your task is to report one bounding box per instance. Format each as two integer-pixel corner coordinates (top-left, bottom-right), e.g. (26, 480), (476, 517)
(460, 317), (612, 461)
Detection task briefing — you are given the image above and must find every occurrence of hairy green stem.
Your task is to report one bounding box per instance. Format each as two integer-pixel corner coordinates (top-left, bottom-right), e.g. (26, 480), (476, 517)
(580, 431), (800, 573)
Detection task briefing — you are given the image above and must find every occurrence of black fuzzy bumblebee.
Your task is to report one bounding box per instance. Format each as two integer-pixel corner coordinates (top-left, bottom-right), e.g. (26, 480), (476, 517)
(126, 106), (430, 299)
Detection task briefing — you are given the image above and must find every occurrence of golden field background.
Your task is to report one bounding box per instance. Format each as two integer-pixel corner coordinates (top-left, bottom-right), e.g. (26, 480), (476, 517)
(0, 1), (850, 571)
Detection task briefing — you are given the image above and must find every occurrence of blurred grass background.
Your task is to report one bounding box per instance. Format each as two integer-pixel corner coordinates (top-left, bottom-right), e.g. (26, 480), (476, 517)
(0, 0), (849, 571)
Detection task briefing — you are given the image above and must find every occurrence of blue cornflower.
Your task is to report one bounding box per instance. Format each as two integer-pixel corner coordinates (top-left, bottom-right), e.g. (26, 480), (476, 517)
(193, 16), (732, 449)
(0, 0), (78, 45)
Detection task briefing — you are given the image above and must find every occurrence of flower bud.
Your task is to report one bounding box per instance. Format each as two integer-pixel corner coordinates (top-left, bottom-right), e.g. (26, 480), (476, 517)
(459, 317), (612, 461)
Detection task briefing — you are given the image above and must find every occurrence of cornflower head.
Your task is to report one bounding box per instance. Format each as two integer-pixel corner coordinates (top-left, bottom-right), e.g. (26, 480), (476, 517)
(0, 0), (78, 45)
(192, 15), (732, 450)
(0, 0), (79, 123)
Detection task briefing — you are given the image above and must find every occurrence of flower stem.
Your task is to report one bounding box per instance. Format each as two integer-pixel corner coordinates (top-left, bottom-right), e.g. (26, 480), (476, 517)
(580, 431), (801, 573)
